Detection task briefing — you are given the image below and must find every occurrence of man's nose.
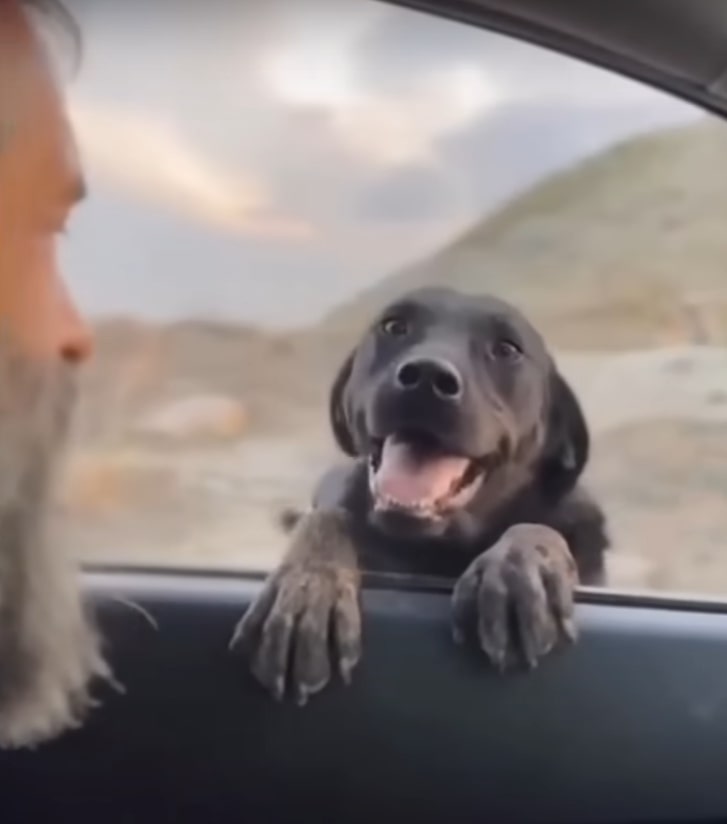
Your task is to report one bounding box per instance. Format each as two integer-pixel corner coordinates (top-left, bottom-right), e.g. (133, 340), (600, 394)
(54, 275), (93, 364)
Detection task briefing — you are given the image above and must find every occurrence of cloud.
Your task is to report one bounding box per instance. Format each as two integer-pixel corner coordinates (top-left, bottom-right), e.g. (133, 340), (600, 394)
(65, 0), (693, 232)
(357, 163), (459, 221)
(355, 8), (689, 109)
(261, 33), (501, 167)
(56, 0), (706, 329)
(68, 99), (313, 240)
(331, 64), (500, 167)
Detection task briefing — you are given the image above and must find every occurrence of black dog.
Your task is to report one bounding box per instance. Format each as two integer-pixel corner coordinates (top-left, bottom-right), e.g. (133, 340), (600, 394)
(231, 287), (609, 703)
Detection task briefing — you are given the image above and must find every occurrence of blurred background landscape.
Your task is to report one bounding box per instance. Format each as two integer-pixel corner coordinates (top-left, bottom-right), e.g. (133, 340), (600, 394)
(56, 0), (727, 595)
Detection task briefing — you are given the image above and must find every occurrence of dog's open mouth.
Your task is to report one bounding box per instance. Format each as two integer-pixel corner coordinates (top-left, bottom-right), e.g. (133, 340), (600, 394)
(368, 430), (488, 520)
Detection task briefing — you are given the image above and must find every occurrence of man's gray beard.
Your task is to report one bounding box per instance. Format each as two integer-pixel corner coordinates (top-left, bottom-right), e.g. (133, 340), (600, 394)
(0, 336), (111, 749)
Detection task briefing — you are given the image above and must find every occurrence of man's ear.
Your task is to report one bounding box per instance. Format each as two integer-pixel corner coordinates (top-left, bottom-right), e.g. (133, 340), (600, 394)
(537, 367), (590, 499)
(328, 350), (358, 457)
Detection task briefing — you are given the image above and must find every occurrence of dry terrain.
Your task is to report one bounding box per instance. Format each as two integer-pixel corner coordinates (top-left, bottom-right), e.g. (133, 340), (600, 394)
(59, 118), (727, 597)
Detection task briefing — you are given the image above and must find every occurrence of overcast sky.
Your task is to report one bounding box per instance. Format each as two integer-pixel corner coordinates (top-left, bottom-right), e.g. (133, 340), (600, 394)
(59, 0), (703, 329)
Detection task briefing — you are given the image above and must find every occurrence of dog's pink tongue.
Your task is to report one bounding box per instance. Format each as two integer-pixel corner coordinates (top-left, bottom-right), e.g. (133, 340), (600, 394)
(375, 435), (469, 505)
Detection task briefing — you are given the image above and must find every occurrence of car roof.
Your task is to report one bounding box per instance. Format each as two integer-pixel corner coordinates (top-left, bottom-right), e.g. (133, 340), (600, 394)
(388, 0), (727, 118)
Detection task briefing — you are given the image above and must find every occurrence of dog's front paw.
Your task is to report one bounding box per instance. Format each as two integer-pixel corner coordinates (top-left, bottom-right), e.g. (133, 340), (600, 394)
(230, 510), (362, 705)
(452, 523), (578, 671)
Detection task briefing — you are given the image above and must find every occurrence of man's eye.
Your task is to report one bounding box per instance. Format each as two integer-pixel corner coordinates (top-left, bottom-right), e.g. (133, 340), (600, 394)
(492, 339), (522, 361)
(380, 316), (409, 337)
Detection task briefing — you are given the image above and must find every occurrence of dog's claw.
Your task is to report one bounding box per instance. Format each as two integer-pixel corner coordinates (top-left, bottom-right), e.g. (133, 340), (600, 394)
(561, 617), (578, 644)
(339, 658), (355, 685)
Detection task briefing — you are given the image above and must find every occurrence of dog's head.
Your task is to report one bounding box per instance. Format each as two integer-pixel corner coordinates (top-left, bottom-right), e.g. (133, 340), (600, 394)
(329, 287), (588, 539)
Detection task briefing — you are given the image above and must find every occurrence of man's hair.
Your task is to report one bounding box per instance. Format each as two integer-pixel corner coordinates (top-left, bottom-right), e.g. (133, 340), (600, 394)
(21, 0), (81, 76)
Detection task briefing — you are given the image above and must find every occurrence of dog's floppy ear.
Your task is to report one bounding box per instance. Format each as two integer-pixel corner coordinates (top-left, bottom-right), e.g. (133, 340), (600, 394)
(328, 350), (358, 457)
(538, 368), (589, 499)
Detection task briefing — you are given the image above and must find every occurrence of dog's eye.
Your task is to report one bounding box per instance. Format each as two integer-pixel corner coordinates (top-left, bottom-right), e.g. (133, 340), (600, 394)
(380, 316), (409, 337)
(492, 339), (522, 361)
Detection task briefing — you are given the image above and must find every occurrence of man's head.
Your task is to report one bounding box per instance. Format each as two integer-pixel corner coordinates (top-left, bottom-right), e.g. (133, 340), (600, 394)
(0, 1), (112, 749)
(0, 2), (88, 390)
(0, 0), (88, 543)
(0, 0), (89, 359)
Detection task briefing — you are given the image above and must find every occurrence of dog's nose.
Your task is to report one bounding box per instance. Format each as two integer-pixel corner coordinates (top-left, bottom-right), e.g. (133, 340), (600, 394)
(395, 357), (463, 400)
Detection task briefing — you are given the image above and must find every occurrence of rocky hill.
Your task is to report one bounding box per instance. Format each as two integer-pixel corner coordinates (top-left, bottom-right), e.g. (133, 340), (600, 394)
(315, 118), (727, 353)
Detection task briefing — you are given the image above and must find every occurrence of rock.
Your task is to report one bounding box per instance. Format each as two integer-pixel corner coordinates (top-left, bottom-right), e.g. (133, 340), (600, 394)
(61, 450), (149, 515)
(134, 395), (248, 441)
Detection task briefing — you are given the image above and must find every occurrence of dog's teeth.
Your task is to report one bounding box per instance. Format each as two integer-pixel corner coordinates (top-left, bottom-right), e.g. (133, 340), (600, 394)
(370, 472), (441, 517)
(379, 493), (434, 514)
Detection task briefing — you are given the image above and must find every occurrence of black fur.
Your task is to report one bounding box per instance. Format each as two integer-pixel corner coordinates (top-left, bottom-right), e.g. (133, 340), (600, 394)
(318, 286), (607, 583)
(233, 287), (610, 702)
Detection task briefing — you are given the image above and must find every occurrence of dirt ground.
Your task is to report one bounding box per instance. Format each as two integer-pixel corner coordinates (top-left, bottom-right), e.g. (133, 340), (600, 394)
(57, 333), (727, 599)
